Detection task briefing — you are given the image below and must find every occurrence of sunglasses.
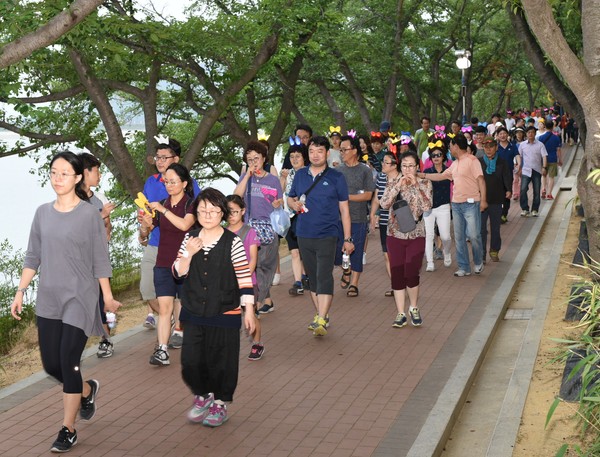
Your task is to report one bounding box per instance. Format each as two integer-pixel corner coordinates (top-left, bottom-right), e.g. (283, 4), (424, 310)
(431, 153), (444, 158)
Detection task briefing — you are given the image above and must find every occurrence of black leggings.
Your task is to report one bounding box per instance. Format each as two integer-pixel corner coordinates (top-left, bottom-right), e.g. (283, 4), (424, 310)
(37, 316), (88, 394)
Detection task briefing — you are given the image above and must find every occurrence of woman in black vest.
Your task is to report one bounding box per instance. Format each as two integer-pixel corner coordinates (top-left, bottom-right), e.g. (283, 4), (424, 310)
(173, 188), (256, 428)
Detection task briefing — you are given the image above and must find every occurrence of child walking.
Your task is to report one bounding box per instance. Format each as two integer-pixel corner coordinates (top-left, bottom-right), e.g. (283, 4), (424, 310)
(225, 194), (264, 360)
(173, 188), (257, 427)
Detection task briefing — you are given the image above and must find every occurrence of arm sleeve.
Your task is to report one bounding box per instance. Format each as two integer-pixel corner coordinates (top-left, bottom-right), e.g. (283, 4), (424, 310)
(231, 236), (255, 304)
(23, 207), (42, 271)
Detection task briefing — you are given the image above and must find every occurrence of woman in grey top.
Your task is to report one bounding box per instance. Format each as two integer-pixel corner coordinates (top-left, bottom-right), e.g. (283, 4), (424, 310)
(10, 151), (122, 453)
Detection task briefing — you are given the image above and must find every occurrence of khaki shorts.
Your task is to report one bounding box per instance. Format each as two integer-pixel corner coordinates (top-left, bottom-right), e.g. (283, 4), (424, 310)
(139, 245), (158, 300)
(547, 163), (558, 178)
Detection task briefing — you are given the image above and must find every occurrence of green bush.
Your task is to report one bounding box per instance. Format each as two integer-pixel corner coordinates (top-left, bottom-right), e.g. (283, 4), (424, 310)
(0, 240), (37, 355)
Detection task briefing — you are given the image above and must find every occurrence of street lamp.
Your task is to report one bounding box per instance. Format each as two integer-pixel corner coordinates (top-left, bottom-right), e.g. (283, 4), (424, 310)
(455, 50), (471, 125)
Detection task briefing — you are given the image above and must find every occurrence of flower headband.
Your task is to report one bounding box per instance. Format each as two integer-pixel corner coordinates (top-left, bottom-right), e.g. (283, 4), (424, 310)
(289, 135), (302, 146)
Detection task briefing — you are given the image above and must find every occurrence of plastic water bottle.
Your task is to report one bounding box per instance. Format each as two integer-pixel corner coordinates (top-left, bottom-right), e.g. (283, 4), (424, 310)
(106, 312), (117, 330)
(342, 252), (350, 272)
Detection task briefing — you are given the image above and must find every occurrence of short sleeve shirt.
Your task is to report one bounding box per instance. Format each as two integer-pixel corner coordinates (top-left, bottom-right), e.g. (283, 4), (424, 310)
(154, 194), (195, 267)
(143, 174), (201, 246)
(441, 154), (483, 203)
(336, 163), (375, 223)
(289, 166), (349, 238)
(238, 172), (283, 221)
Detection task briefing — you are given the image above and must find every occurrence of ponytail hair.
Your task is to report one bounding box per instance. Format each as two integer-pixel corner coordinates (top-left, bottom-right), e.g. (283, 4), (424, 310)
(50, 151), (88, 201)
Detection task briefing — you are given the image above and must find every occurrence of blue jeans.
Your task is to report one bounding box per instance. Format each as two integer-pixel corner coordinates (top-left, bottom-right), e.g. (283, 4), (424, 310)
(451, 201), (483, 272)
(520, 170), (542, 212)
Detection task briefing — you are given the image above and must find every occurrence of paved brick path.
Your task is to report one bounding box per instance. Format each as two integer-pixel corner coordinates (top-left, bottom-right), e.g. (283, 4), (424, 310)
(0, 184), (547, 456)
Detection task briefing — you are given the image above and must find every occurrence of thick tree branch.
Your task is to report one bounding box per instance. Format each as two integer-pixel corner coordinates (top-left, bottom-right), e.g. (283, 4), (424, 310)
(68, 47), (144, 196)
(0, 0), (105, 69)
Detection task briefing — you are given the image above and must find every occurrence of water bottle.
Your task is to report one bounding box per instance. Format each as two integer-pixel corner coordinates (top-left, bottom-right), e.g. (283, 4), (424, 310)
(106, 312), (117, 330)
(342, 252), (351, 272)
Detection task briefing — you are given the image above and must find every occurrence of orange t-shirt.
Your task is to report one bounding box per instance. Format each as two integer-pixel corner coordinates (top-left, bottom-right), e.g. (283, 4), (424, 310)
(441, 154), (483, 203)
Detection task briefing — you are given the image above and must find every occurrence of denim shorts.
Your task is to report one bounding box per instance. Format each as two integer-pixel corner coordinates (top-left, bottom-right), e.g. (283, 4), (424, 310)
(153, 266), (183, 298)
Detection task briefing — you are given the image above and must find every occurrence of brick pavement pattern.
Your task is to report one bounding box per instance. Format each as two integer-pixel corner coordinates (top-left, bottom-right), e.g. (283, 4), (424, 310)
(0, 194), (540, 457)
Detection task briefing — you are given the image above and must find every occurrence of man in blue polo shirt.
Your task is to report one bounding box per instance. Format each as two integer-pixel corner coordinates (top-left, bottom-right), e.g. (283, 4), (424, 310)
(288, 136), (354, 337)
(138, 137), (201, 349)
(538, 120), (562, 200)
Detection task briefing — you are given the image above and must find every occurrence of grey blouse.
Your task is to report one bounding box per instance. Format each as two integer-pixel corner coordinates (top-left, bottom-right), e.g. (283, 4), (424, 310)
(23, 201), (112, 337)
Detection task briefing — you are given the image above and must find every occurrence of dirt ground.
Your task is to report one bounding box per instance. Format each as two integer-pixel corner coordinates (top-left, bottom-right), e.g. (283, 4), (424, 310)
(0, 221), (590, 453)
(513, 207), (590, 456)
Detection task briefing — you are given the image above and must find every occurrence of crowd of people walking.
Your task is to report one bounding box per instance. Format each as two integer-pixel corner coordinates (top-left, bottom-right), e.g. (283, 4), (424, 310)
(10, 104), (569, 452)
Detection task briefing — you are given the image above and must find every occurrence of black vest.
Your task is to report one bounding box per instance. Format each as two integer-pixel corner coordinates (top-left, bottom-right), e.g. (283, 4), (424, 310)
(181, 229), (241, 318)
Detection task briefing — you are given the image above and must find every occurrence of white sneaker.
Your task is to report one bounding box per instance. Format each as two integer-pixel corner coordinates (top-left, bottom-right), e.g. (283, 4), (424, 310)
(444, 253), (452, 267)
(531, 210), (539, 217)
(272, 273), (281, 286)
(426, 263), (435, 272)
(474, 263), (485, 274)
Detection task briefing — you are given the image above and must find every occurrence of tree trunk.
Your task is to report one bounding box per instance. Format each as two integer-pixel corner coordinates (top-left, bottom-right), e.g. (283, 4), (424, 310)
(520, 0), (600, 258)
(68, 47), (144, 197)
(315, 79), (346, 129)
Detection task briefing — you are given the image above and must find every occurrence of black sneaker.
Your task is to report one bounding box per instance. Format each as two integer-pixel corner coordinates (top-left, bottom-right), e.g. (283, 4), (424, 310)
(258, 303), (274, 314)
(301, 276), (310, 290)
(248, 343), (265, 360)
(96, 339), (114, 358)
(80, 379), (99, 421)
(50, 426), (77, 453)
(149, 348), (170, 366)
(288, 282), (304, 296)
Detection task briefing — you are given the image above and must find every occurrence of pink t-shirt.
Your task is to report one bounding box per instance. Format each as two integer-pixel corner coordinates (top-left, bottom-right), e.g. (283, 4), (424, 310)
(441, 154), (483, 203)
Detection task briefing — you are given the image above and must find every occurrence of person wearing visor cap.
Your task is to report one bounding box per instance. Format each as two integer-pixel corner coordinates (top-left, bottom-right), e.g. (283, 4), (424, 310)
(479, 136), (512, 262)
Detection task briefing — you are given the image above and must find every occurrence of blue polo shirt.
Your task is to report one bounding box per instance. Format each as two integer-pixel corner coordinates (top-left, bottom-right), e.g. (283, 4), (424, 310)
(538, 132), (562, 163)
(143, 173), (201, 246)
(289, 166), (349, 239)
(497, 141), (519, 167)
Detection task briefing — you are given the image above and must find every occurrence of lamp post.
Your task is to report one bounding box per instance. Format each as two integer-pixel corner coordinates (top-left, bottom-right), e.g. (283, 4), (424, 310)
(455, 50), (471, 125)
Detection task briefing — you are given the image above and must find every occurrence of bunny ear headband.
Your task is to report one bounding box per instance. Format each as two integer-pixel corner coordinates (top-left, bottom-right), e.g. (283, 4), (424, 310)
(154, 134), (170, 144)
(289, 136), (302, 146)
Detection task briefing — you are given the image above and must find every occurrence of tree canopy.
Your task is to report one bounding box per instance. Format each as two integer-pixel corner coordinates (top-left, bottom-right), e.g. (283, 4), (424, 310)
(0, 0), (550, 196)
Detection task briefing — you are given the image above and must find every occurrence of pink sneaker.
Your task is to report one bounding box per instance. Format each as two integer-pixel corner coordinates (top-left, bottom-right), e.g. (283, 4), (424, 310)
(203, 402), (228, 427)
(187, 393), (214, 423)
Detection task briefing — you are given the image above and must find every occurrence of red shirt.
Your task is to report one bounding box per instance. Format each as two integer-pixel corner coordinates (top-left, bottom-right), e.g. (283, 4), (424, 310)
(154, 194), (195, 267)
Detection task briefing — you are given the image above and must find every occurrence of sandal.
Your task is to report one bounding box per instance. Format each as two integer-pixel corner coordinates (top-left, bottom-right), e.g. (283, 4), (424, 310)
(347, 285), (359, 297)
(340, 271), (351, 289)
(384, 290), (393, 297)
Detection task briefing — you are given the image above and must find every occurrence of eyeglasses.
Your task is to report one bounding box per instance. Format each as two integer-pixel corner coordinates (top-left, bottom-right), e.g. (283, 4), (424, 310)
(197, 209), (223, 217)
(339, 147), (355, 153)
(164, 180), (182, 186)
(431, 153), (443, 158)
(50, 171), (77, 180)
(228, 210), (241, 216)
(154, 155), (176, 162)
(401, 164), (417, 169)
(246, 157), (262, 164)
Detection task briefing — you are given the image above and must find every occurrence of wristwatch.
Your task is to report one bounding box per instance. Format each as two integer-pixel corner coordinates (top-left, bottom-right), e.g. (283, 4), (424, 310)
(344, 237), (354, 243)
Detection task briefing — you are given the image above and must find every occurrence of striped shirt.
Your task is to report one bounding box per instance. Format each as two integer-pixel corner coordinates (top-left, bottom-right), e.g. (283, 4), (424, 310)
(375, 172), (390, 226)
(174, 231), (254, 308)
